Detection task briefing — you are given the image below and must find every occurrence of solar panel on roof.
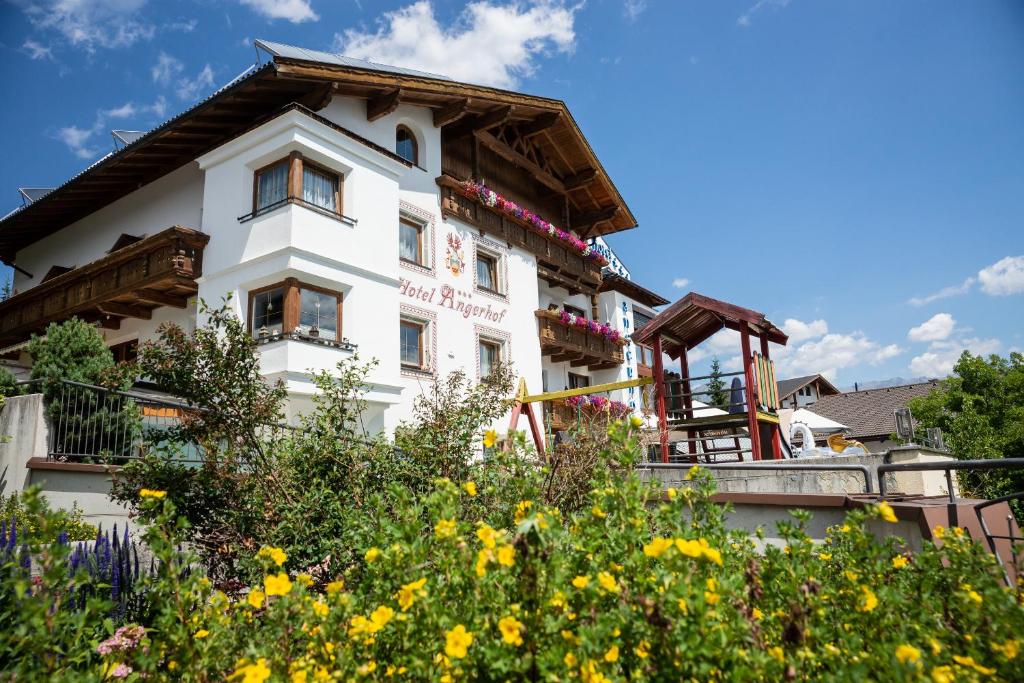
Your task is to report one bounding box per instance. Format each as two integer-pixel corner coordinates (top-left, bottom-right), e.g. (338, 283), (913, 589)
(112, 130), (146, 150)
(254, 39), (453, 81)
(18, 188), (54, 204)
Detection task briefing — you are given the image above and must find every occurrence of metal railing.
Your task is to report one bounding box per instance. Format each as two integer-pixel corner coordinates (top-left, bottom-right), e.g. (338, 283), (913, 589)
(637, 461), (874, 494)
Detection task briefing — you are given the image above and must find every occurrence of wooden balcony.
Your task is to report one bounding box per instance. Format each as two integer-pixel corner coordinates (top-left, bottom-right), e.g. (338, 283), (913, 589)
(536, 309), (625, 370)
(0, 226), (208, 346)
(438, 175), (603, 295)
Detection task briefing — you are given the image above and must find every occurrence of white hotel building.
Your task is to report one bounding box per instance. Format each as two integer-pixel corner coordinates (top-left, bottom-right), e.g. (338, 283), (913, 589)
(0, 41), (667, 439)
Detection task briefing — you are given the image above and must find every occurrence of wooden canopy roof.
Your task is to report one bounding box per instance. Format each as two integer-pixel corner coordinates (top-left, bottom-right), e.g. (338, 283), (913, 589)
(0, 41), (635, 263)
(631, 292), (788, 359)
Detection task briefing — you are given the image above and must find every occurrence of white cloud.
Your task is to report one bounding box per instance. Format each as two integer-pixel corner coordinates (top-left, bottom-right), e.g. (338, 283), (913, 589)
(775, 332), (902, 380)
(623, 0), (646, 22)
(55, 97), (167, 159)
(20, 0), (154, 53)
(908, 276), (975, 306)
(909, 337), (1002, 377)
(152, 52), (184, 85)
(165, 18), (198, 32)
(908, 313), (955, 343)
(978, 255), (1024, 296)
(737, 0), (790, 27)
(239, 0), (318, 23)
(334, 0), (578, 88)
(781, 318), (827, 344)
(671, 278), (690, 289)
(22, 39), (53, 60)
(176, 64), (215, 101)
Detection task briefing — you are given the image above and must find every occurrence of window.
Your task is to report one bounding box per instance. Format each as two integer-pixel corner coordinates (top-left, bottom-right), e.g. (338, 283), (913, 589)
(109, 340), (138, 364)
(568, 372), (590, 390)
(479, 339), (502, 378)
(251, 286), (285, 337)
(637, 345), (653, 367)
(249, 280), (343, 343)
(476, 252), (498, 293)
(396, 126), (418, 165)
(251, 152), (343, 219)
(564, 305), (586, 319)
(400, 218), (425, 265)
(633, 309), (654, 332)
(400, 318), (427, 369)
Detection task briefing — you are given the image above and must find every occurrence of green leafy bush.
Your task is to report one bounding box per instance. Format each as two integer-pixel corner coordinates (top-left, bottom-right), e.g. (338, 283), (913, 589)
(0, 490), (96, 542)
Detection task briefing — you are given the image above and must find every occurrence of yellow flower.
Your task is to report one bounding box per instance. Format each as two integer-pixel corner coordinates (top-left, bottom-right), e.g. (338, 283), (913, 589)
(435, 518), (457, 539)
(597, 571), (619, 594)
(357, 661), (377, 676)
(675, 538), (702, 558)
(397, 577), (427, 611)
(229, 658), (271, 683)
(370, 606), (394, 632)
(564, 652), (578, 668)
(768, 647), (784, 663)
(264, 572), (292, 597)
(326, 580), (345, 594)
(629, 415), (643, 428)
(992, 639), (1020, 660)
(929, 638), (943, 656)
(930, 666), (954, 683)
(704, 591), (720, 605)
(604, 645), (619, 663)
(247, 589), (265, 609)
(933, 525), (945, 539)
(139, 488), (166, 499)
(666, 487), (677, 500)
(296, 573), (312, 587)
(496, 544), (516, 567)
(591, 505), (607, 519)
(445, 624), (473, 659)
(475, 548), (491, 577)
(572, 575), (590, 589)
(892, 555), (908, 569)
(463, 481), (477, 496)
(290, 671), (307, 683)
(514, 500), (533, 524)
(483, 429), (498, 448)
(857, 586), (878, 612)
(258, 546), (287, 567)
(876, 501), (898, 523)
(895, 644), (921, 665)
(549, 592), (567, 609)
(818, 552), (832, 561)
(644, 537), (673, 558)
(498, 616), (524, 646)
(194, 629), (209, 639)
(952, 655), (995, 675)
(477, 524), (498, 549)
(685, 465), (700, 481)
(963, 587), (983, 605)
(752, 607), (763, 620)
(364, 547), (381, 563)
(839, 524), (851, 534)
(634, 641), (650, 659)
(311, 600), (329, 618)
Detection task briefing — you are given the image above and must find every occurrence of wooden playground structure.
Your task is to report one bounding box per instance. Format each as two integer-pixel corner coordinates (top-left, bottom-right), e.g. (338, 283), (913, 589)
(510, 292), (789, 463)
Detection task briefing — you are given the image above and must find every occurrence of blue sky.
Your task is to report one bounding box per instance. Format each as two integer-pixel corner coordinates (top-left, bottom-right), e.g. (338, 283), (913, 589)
(1, 0), (1022, 386)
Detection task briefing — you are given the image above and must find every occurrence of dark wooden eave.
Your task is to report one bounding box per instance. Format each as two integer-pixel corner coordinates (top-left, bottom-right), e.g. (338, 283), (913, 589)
(597, 273), (670, 308)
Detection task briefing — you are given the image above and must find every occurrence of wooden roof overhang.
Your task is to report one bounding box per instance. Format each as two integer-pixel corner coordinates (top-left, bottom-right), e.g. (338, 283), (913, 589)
(597, 273), (670, 308)
(0, 226), (208, 347)
(631, 292), (788, 360)
(267, 56), (636, 237)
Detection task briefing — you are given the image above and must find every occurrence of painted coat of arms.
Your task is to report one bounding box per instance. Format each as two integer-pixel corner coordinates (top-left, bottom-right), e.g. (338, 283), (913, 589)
(445, 233), (465, 276)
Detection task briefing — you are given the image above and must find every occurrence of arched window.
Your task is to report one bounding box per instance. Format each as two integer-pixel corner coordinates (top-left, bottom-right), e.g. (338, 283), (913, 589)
(396, 126), (418, 165)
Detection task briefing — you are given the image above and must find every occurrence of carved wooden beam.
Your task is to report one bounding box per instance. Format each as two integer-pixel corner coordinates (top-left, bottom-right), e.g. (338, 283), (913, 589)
(475, 129), (566, 194)
(366, 88), (402, 121)
(133, 288), (189, 308)
(446, 106), (513, 140)
(563, 168), (598, 190)
(433, 98), (470, 127)
(519, 112), (561, 138)
(301, 83), (335, 111)
(97, 302), (153, 320)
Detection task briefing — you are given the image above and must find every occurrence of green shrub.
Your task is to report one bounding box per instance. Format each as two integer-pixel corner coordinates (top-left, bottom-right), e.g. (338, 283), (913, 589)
(0, 490), (96, 542)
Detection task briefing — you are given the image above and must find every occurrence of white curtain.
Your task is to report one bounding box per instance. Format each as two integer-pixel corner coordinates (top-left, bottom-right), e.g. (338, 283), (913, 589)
(303, 166), (337, 212)
(256, 163), (287, 210)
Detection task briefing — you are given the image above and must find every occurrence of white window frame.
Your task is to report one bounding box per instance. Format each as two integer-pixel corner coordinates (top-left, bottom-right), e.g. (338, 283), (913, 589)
(473, 238), (508, 300)
(400, 305), (436, 377)
(398, 202), (435, 275)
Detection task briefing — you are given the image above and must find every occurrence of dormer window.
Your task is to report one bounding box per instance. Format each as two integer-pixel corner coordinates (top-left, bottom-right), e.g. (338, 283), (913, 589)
(252, 152), (342, 218)
(396, 126), (418, 165)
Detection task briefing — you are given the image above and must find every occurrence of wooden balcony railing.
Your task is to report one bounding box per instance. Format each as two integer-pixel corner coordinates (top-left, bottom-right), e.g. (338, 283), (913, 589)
(438, 175), (603, 295)
(536, 309), (625, 370)
(0, 226), (209, 346)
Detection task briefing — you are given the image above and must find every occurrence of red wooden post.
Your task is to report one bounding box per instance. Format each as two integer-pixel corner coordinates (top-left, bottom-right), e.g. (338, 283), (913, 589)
(760, 335), (783, 459)
(679, 346), (697, 462)
(740, 326), (763, 460)
(652, 334), (669, 463)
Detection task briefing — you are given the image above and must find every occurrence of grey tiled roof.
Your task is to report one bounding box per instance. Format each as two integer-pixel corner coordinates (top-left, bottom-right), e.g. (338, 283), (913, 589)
(810, 381), (943, 438)
(255, 39), (453, 81)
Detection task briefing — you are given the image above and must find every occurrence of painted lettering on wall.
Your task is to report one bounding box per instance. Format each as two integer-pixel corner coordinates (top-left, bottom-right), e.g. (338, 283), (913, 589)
(400, 278), (508, 323)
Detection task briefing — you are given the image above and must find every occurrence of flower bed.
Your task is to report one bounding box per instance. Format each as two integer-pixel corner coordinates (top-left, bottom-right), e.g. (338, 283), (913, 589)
(460, 180), (609, 266)
(564, 393), (631, 417)
(556, 309), (622, 343)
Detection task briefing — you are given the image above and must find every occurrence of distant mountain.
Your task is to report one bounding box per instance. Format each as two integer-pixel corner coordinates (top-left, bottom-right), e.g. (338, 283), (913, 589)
(839, 376), (935, 392)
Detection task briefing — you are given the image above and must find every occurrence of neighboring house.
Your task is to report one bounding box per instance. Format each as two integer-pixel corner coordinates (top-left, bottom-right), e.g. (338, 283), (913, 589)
(776, 374), (840, 409)
(0, 39), (664, 438)
(809, 381), (943, 453)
